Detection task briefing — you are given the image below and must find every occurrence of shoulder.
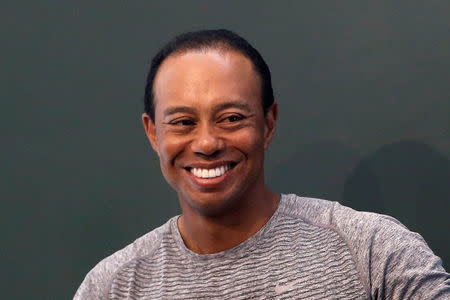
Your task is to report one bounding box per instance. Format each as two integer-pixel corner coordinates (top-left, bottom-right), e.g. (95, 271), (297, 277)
(281, 193), (423, 249)
(281, 194), (450, 299)
(73, 217), (176, 300)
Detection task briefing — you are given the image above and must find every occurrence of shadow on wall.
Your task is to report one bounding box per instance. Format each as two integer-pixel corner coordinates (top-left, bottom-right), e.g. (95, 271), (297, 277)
(342, 140), (450, 269)
(268, 140), (449, 269)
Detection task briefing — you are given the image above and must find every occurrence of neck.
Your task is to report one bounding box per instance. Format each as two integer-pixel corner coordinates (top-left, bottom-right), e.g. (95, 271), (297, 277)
(178, 185), (280, 254)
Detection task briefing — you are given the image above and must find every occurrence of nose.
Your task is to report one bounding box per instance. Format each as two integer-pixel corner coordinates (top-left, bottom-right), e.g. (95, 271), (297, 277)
(190, 123), (225, 157)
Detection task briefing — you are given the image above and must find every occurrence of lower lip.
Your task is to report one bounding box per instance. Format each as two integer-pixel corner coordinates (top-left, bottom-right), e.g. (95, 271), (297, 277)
(186, 166), (235, 189)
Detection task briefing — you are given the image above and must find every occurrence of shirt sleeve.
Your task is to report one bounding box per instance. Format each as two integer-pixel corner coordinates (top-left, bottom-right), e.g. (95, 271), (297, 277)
(73, 259), (114, 300)
(331, 202), (450, 299)
(73, 225), (164, 300)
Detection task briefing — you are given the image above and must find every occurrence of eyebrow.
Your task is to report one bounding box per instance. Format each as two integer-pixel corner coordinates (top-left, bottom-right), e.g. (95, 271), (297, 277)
(163, 100), (253, 117)
(213, 101), (252, 113)
(163, 106), (197, 117)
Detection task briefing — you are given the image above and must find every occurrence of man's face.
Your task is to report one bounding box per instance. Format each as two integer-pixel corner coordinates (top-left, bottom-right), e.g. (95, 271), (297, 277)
(143, 49), (277, 216)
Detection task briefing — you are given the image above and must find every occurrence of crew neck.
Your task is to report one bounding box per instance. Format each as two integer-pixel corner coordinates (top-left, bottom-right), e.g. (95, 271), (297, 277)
(170, 194), (286, 262)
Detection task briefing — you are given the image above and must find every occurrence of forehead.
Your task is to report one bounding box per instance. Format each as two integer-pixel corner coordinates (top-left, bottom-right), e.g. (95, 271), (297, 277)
(153, 49), (261, 113)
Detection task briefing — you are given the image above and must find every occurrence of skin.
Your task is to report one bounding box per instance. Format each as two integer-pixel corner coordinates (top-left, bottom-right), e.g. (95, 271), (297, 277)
(142, 49), (279, 254)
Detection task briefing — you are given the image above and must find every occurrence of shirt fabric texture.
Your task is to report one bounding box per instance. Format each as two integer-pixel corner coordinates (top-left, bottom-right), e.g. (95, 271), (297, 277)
(74, 194), (450, 299)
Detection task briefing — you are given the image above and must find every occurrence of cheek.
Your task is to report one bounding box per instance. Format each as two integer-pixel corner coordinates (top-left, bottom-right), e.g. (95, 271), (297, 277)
(157, 133), (189, 164)
(156, 137), (189, 188)
(231, 127), (265, 154)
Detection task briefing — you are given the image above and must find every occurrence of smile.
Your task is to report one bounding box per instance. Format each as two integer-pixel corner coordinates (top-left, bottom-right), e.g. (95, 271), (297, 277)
(190, 164), (232, 179)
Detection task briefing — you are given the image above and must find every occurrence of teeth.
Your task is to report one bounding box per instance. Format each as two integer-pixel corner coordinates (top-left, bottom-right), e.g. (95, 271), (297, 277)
(190, 165), (231, 179)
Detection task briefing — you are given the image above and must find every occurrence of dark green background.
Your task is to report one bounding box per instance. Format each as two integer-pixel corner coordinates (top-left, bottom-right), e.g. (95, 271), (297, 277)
(2, 1), (449, 298)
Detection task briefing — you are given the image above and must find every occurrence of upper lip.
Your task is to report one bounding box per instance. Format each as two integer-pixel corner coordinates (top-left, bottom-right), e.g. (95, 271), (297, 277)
(184, 161), (237, 170)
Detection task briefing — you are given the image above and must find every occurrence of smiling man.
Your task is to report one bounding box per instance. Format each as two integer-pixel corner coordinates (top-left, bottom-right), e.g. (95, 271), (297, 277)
(74, 30), (449, 299)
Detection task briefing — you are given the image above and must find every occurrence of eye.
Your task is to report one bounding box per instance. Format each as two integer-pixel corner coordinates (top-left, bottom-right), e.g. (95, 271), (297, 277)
(170, 119), (195, 126)
(227, 115), (242, 122)
(223, 114), (244, 123)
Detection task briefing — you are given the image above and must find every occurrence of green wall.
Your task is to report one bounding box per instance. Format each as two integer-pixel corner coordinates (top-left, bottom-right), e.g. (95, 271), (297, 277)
(2, 1), (449, 298)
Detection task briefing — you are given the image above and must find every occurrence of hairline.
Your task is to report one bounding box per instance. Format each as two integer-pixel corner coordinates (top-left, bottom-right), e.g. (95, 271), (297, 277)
(152, 46), (263, 115)
(145, 30), (274, 122)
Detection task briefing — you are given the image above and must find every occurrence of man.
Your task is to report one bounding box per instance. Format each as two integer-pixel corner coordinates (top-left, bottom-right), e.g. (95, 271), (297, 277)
(74, 29), (449, 299)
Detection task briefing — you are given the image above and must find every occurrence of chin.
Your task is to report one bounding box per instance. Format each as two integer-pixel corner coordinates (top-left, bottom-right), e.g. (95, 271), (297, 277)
(180, 190), (243, 218)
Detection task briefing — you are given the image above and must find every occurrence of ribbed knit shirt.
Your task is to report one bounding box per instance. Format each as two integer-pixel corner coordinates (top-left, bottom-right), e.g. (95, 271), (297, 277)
(74, 194), (450, 299)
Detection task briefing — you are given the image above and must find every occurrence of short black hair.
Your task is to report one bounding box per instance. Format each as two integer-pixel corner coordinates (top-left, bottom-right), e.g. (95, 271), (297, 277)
(144, 29), (274, 121)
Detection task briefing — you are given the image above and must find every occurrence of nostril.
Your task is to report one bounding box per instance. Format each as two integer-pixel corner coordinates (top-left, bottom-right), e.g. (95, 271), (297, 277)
(190, 129), (225, 156)
(195, 150), (222, 160)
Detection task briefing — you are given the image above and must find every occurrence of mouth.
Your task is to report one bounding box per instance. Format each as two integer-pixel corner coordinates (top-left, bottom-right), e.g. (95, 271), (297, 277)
(185, 163), (237, 179)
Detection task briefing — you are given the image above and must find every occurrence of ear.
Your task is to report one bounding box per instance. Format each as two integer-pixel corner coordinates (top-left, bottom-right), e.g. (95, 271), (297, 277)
(142, 113), (160, 156)
(263, 101), (278, 149)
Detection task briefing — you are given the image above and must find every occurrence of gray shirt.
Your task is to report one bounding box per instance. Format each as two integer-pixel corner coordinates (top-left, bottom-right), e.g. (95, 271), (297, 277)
(74, 194), (450, 299)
